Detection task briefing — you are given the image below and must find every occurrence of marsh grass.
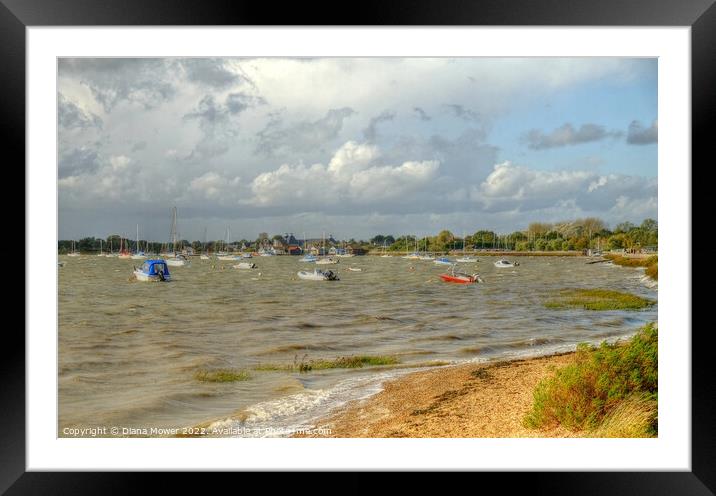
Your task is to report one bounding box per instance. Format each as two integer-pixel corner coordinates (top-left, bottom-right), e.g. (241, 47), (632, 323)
(194, 368), (251, 383)
(255, 354), (400, 372)
(524, 323), (657, 436)
(545, 289), (655, 311)
(606, 254), (658, 281)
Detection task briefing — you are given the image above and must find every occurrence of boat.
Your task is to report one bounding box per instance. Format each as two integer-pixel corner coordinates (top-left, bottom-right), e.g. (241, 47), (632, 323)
(258, 247), (275, 256)
(297, 269), (339, 281)
(419, 254), (435, 261)
(402, 253), (420, 260)
(200, 254), (211, 260)
(455, 233), (477, 262)
(58, 261), (65, 267)
(200, 228), (211, 259)
(494, 259), (519, 268)
(131, 224), (147, 259)
(439, 265), (483, 284)
(233, 262), (257, 269)
(434, 257), (453, 265)
(316, 257), (339, 265)
(241, 253), (253, 259)
(217, 254), (240, 261)
(347, 267), (363, 272)
(133, 259), (171, 282)
(165, 208), (190, 266)
(67, 240), (80, 257)
(97, 239), (104, 256)
(166, 254), (190, 267)
(118, 238), (131, 259)
(299, 254), (317, 262)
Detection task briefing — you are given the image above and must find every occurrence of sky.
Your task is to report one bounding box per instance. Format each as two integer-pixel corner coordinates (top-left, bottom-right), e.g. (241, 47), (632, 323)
(58, 57), (657, 242)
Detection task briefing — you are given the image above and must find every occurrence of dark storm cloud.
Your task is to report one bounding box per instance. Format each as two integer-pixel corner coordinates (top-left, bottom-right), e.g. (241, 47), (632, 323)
(58, 58), (176, 112)
(58, 94), (102, 129)
(443, 104), (480, 122)
(255, 107), (356, 157)
(362, 110), (396, 142)
(181, 92), (265, 162)
(626, 120), (658, 145)
(524, 123), (623, 150)
(413, 107), (431, 121)
(178, 58), (248, 88)
(59, 147), (101, 178)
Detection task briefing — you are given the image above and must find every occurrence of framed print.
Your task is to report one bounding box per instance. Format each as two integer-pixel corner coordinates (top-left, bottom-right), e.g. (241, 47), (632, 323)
(5, 0), (709, 489)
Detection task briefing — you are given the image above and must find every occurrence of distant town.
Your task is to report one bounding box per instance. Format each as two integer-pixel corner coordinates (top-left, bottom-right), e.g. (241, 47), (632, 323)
(58, 217), (658, 255)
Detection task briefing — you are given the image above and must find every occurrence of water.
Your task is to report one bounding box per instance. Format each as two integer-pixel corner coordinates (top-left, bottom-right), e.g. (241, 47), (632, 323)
(58, 255), (657, 436)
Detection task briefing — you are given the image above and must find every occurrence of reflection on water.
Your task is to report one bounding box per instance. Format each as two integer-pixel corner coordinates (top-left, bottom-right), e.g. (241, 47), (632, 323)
(58, 255), (657, 434)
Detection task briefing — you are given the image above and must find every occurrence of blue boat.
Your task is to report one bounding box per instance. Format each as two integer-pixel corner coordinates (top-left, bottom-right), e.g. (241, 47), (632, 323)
(133, 259), (171, 282)
(299, 254), (317, 262)
(434, 257), (454, 265)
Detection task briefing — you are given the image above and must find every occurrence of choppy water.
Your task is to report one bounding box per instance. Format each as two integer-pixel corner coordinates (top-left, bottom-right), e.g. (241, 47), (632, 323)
(58, 255), (657, 436)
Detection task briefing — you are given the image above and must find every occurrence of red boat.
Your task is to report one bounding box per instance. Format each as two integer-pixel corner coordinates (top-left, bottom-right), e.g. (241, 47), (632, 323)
(439, 268), (483, 284)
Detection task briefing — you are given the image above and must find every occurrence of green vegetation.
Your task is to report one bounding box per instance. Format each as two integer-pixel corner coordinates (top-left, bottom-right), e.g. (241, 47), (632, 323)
(59, 218), (657, 256)
(545, 289), (655, 311)
(524, 323), (658, 437)
(255, 354), (400, 372)
(606, 254), (658, 281)
(194, 368), (251, 383)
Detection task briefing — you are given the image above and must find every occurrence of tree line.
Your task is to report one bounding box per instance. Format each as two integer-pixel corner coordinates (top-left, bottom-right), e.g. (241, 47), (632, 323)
(59, 218), (657, 254)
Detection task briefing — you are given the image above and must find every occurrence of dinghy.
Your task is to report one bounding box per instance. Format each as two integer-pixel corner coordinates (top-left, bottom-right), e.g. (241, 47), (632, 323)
(439, 265), (483, 284)
(233, 262), (257, 269)
(494, 259), (519, 268)
(297, 269), (339, 281)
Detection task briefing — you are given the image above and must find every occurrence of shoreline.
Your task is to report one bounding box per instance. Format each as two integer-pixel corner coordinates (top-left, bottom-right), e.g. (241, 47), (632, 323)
(295, 351), (584, 438)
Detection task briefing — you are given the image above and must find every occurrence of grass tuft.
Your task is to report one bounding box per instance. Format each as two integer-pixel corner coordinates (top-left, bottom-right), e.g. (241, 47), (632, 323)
(194, 368), (251, 383)
(524, 323), (657, 435)
(255, 354), (400, 372)
(545, 288), (655, 311)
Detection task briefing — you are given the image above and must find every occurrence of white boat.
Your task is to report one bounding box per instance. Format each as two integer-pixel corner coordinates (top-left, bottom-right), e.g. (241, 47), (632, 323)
(456, 256), (478, 263)
(347, 267), (363, 272)
(131, 224), (147, 259)
(335, 253), (355, 258)
(200, 254), (211, 260)
(381, 254), (392, 258)
(299, 254), (317, 262)
(241, 253), (253, 259)
(133, 259), (171, 282)
(97, 239), (105, 256)
(233, 262), (257, 270)
(419, 255), (435, 261)
(315, 257), (339, 265)
(297, 269), (339, 281)
(494, 259), (519, 268)
(166, 254), (190, 267)
(67, 240), (80, 257)
(217, 255), (240, 261)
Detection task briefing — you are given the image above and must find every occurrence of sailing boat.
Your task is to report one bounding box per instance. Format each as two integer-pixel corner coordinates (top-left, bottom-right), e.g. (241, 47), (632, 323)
(402, 235), (420, 259)
(456, 232), (477, 263)
(316, 231), (338, 264)
(200, 227), (211, 260)
(419, 237), (434, 260)
(299, 232), (317, 262)
(67, 240), (80, 257)
(217, 227), (239, 260)
(97, 238), (104, 256)
(381, 240), (391, 257)
(166, 207), (190, 266)
(118, 237), (132, 258)
(131, 224), (147, 259)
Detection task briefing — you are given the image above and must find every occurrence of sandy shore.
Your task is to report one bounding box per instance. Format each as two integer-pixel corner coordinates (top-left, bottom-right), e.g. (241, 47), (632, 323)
(297, 352), (579, 438)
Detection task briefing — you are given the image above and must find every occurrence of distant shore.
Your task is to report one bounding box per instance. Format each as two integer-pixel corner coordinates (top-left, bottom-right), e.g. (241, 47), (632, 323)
(296, 352), (579, 438)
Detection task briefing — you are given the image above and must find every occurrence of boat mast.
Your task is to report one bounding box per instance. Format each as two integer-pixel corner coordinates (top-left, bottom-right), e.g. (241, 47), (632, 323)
(169, 206), (178, 254)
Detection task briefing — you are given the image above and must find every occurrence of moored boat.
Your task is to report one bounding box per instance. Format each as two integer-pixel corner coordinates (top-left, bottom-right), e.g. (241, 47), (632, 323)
(439, 266), (483, 284)
(166, 254), (190, 267)
(434, 257), (453, 265)
(299, 254), (317, 263)
(297, 269), (339, 281)
(456, 256), (478, 263)
(233, 262), (257, 269)
(133, 259), (171, 282)
(315, 257), (339, 265)
(494, 259), (519, 268)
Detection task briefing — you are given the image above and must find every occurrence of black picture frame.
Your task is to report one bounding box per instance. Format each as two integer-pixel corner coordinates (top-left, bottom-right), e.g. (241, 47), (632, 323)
(4, 0), (707, 490)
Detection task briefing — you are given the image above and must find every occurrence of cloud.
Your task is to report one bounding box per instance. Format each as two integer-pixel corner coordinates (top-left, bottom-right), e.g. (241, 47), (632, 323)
(255, 107), (356, 157)
(59, 58), (176, 112)
(362, 110), (396, 141)
(413, 107), (431, 121)
(249, 141), (439, 208)
(476, 161), (656, 215)
(59, 147), (101, 178)
(182, 92), (264, 161)
(177, 58), (250, 88)
(524, 123), (623, 150)
(443, 104), (480, 122)
(58, 94), (103, 130)
(188, 172), (241, 201)
(131, 141), (147, 152)
(627, 119), (658, 144)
